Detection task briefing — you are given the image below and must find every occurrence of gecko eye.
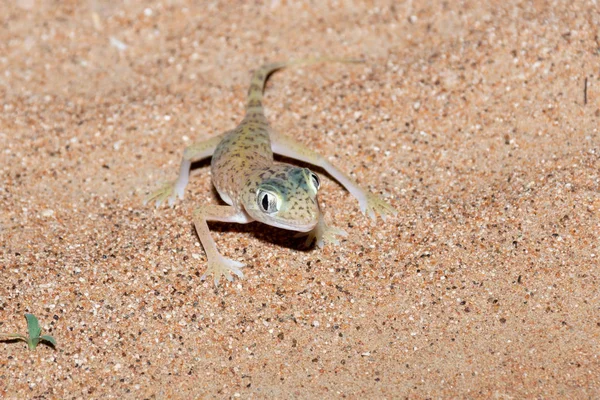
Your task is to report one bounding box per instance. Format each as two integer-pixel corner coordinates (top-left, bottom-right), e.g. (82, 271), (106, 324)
(309, 172), (320, 190)
(257, 190), (280, 214)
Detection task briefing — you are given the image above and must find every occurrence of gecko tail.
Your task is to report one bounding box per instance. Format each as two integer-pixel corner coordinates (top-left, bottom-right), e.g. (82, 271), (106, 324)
(245, 57), (364, 112)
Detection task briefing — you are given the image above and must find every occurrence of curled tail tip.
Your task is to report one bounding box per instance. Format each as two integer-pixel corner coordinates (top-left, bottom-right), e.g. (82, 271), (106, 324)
(339, 57), (365, 63)
(257, 57), (365, 73)
(313, 57), (366, 65)
(353, 58), (366, 63)
(318, 57), (365, 64)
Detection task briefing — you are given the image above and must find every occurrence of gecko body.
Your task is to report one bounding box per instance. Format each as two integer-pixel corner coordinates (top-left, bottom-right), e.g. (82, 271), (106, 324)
(146, 59), (397, 285)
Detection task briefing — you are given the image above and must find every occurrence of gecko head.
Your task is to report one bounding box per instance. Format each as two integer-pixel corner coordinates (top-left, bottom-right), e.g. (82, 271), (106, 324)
(243, 165), (321, 232)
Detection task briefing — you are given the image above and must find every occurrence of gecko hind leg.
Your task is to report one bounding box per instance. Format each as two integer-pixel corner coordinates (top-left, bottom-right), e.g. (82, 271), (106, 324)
(193, 205), (252, 286)
(145, 132), (227, 207)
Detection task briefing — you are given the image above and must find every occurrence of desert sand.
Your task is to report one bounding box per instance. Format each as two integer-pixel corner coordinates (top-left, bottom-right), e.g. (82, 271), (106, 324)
(1, 0), (599, 398)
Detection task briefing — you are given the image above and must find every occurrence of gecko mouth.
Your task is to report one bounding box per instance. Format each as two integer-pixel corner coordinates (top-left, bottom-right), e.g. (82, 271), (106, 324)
(293, 222), (318, 233)
(269, 219), (318, 233)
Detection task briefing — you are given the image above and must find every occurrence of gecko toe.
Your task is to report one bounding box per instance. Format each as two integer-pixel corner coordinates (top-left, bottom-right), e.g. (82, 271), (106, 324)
(233, 268), (244, 279)
(368, 208), (376, 221)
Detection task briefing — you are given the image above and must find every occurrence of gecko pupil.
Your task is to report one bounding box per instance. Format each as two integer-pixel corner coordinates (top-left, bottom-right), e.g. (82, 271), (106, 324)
(258, 190), (278, 213)
(262, 194), (270, 211)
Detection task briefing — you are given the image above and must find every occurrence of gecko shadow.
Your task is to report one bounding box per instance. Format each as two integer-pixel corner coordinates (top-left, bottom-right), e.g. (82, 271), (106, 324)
(204, 220), (317, 253)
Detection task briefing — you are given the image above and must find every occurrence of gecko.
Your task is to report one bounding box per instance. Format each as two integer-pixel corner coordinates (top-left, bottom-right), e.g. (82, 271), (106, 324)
(145, 58), (397, 285)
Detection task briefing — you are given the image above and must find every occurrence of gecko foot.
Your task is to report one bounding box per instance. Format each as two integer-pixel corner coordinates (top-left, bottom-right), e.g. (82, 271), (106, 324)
(361, 192), (398, 222)
(200, 255), (245, 286)
(144, 180), (184, 207)
(295, 221), (348, 248)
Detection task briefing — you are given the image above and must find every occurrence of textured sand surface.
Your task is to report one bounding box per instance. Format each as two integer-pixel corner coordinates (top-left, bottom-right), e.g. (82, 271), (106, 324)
(1, 1), (599, 398)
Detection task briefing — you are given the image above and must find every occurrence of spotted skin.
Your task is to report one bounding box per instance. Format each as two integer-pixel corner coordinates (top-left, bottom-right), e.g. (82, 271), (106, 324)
(145, 58), (398, 286)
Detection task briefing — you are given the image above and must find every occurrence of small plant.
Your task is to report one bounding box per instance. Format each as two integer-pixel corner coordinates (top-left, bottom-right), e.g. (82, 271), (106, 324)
(0, 313), (56, 350)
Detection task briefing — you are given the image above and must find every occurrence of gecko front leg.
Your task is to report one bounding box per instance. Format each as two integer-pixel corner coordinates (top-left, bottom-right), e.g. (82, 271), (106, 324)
(193, 205), (253, 286)
(145, 132), (228, 207)
(296, 200), (348, 248)
(269, 129), (398, 221)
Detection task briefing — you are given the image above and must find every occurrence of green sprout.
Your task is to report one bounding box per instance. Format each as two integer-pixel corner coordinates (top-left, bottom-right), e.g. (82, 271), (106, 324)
(0, 313), (56, 350)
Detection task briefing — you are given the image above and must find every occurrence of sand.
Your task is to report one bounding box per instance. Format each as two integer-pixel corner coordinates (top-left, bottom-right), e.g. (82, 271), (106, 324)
(1, 0), (599, 398)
